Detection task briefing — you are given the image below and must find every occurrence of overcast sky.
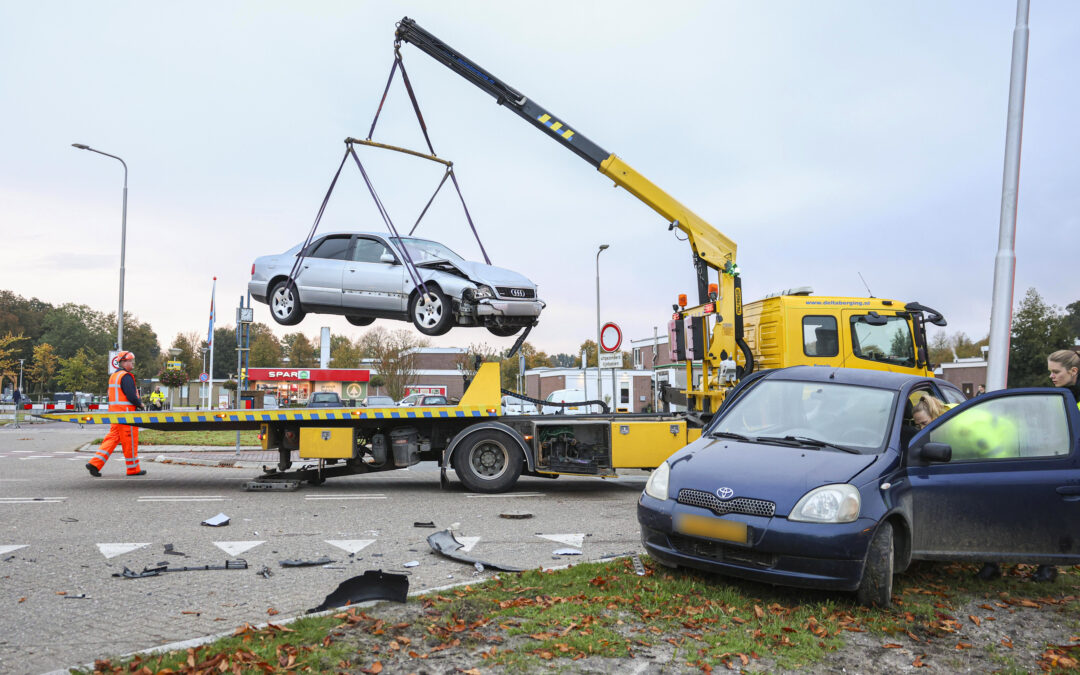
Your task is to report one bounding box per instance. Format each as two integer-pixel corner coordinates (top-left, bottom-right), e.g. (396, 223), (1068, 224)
(2, 1), (1076, 358)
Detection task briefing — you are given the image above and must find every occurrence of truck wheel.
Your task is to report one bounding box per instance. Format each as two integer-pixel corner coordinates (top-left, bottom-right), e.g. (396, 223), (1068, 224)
(409, 286), (453, 336)
(486, 325), (521, 337)
(346, 316), (375, 326)
(269, 280), (305, 326)
(856, 521), (894, 607)
(452, 430), (523, 493)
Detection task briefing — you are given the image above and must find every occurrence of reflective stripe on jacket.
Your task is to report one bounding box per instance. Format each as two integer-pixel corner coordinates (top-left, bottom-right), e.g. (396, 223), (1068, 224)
(108, 371), (136, 412)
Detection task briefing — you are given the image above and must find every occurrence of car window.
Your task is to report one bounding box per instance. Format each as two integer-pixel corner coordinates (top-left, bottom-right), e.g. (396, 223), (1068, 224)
(927, 393), (1071, 461)
(391, 237), (467, 265)
(714, 380), (896, 453)
(849, 315), (915, 367)
(353, 238), (393, 263)
(803, 316), (839, 357)
(309, 236), (353, 261)
(311, 393), (338, 402)
(937, 386), (966, 405)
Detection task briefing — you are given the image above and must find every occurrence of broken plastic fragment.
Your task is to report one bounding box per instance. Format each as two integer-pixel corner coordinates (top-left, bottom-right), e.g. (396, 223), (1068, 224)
(413, 521), (436, 528)
(307, 569), (408, 613)
(499, 512), (533, 520)
(280, 556), (335, 567)
(113, 559), (248, 578)
(426, 528), (523, 572)
(553, 548), (582, 556)
(403, 560), (419, 568)
(201, 513), (230, 527)
(163, 544), (186, 556)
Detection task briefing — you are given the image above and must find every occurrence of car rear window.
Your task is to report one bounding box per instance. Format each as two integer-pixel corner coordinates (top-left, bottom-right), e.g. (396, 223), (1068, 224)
(310, 236), (353, 261)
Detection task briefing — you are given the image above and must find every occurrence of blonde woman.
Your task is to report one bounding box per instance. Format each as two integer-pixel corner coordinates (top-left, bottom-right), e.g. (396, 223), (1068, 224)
(1048, 349), (1080, 407)
(912, 395), (947, 430)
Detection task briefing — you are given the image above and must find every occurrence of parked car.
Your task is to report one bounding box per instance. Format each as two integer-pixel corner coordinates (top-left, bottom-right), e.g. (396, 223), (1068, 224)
(637, 365), (1079, 606)
(540, 388), (603, 415)
(364, 395), (397, 408)
(307, 392), (343, 408)
(399, 394), (449, 407)
(248, 232), (545, 337)
(501, 395), (539, 415)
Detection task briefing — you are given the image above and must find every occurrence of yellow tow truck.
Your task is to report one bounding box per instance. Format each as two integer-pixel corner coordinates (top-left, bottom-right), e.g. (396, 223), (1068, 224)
(45, 18), (947, 493)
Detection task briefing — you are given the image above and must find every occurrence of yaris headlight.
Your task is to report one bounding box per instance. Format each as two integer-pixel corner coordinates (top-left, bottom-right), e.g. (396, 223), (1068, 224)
(644, 461), (670, 501)
(789, 484), (861, 523)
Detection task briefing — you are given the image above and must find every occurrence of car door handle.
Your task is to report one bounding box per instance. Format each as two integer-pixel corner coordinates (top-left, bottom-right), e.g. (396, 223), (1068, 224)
(1056, 486), (1080, 501)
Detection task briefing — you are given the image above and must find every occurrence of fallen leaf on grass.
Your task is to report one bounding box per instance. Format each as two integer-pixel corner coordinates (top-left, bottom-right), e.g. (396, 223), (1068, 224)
(882, 643), (903, 649)
(360, 661), (383, 674)
(955, 642), (973, 650)
(267, 607), (279, 616)
(968, 615), (981, 627)
(912, 654), (928, 668)
(181, 611), (200, 616)
(17, 598), (25, 603)
(1019, 599), (1040, 608)
(1001, 638), (1013, 648)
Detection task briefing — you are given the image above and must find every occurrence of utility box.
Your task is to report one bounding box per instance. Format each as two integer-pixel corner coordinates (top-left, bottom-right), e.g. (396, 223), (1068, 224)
(299, 427), (357, 459)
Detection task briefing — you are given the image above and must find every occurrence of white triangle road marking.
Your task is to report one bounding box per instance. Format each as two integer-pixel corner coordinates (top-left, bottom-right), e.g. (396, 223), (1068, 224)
(213, 541), (265, 557)
(456, 536), (480, 553)
(324, 539), (375, 554)
(537, 533), (585, 549)
(0, 545), (28, 555)
(98, 543), (150, 559)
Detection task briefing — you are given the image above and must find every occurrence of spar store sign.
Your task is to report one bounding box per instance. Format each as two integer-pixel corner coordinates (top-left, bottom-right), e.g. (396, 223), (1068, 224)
(248, 368), (370, 382)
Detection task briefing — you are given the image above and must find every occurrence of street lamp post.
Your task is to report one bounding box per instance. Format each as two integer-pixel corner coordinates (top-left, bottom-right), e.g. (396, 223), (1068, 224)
(72, 143), (128, 351)
(201, 346), (209, 409)
(18, 359), (25, 398)
(595, 244), (609, 403)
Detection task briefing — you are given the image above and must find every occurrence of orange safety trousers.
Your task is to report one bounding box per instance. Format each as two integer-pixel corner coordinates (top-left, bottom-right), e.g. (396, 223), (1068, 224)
(89, 370), (141, 475)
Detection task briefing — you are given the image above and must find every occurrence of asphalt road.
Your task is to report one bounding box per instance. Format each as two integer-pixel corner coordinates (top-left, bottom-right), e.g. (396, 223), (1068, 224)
(0, 422), (650, 675)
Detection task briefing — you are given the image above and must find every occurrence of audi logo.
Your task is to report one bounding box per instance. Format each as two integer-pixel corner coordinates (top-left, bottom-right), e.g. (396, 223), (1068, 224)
(509, 289), (526, 297)
(716, 487), (734, 500)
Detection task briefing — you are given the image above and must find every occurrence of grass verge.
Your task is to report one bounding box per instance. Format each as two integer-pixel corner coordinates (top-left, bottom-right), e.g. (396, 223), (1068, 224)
(74, 557), (1080, 674)
(90, 429), (260, 446)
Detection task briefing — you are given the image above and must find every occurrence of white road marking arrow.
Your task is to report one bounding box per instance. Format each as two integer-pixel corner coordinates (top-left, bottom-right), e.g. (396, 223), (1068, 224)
(537, 533), (585, 549)
(0, 545), (28, 555)
(456, 536), (480, 553)
(324, 539), (376, 554)
(213, 541), (265, 557)
(97, 543), (150, 559)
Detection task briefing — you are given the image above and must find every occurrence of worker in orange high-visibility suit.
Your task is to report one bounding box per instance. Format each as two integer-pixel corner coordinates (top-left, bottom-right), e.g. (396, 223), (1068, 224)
(86, 351), (147, 477)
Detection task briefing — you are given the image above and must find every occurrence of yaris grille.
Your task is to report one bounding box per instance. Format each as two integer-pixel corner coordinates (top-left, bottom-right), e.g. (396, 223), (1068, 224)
(677, 489), (776, 518)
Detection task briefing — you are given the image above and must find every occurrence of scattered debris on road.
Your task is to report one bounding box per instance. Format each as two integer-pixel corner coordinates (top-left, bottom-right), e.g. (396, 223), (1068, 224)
(553, 548), (582, 556)
(280, 556), (335, 568)
(163, 543), (186, 556)
(426, 528), (524, 572)
(308, 569), (408, 613)
(499, 511), (533, 519)
(113, 559), (248, 578)
(201, 513), (230, 527)
(413, 521), (436, 528)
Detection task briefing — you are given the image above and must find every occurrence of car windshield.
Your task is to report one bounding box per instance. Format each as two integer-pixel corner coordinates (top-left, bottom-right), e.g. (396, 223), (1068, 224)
(391, 237), (467, 265)
(311, 393), (338, 402)
(712, 380), (896, 453)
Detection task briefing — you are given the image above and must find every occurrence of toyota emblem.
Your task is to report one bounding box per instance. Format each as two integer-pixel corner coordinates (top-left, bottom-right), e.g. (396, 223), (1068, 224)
(716, 487), (734, 500)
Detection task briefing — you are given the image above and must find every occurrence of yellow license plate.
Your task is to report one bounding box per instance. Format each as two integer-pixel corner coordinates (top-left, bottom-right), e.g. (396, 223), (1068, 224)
(675, 514), (748, 544)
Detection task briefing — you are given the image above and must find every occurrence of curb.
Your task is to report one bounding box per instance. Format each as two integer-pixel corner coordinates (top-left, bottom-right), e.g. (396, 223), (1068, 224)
(154, 455), (266, 470)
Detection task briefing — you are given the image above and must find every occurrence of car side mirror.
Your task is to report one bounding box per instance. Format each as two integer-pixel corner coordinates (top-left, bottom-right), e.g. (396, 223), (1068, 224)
(380, 253), (396, 264)
(912, 441), (951, 464)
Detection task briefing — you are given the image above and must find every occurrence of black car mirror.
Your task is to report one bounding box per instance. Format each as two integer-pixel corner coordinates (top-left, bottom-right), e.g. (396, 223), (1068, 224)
(913, 441), (951, 463)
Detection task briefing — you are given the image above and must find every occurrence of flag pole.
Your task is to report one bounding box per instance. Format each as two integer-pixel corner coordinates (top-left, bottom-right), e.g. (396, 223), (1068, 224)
(208, 277), (216, 409)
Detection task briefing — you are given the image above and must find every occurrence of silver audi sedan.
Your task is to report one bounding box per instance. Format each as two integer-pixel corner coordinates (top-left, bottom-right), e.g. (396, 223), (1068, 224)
(248, 232), (545, 336)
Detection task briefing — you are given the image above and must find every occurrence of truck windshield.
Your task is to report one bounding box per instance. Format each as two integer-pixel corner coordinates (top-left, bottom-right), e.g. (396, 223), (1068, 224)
(850, 315), (915, 367)
(711, 380), (896, 454)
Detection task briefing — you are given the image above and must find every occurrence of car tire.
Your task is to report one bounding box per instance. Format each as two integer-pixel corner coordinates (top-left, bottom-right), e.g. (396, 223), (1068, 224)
(486, 325), (521, 337)
(269, 279), (305, 326)
(856, 521), (894, 608)
(346, 316), (375, 327)
(409, 286), (453, 336)
(451, 430), (524, 493)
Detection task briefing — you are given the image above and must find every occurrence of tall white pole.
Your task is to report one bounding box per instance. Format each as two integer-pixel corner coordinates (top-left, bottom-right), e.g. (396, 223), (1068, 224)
(208, 277), (216, 409)
(595, 244), (609, 401)
(986, 0), (1030, 392)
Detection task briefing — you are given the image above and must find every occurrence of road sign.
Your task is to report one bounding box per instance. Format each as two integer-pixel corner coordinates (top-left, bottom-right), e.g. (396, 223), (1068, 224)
(166, 361), (183, 371)
(599, 353), (622, 369)
(600, 322), (622, 352)
(199, 372), (210, 383)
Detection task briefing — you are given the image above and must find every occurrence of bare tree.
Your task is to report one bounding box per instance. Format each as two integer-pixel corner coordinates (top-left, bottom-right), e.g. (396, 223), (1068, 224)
(359, 328), (429, 401)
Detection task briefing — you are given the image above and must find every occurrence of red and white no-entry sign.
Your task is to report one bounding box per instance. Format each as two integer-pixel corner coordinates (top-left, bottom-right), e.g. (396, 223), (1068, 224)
(600, 322), (622, 353)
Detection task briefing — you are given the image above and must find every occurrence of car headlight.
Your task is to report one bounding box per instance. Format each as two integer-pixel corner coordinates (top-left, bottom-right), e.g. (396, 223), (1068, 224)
(644, 462), (670, 501)
(472, 284), (495, 299)
(789, 484), (861, 523)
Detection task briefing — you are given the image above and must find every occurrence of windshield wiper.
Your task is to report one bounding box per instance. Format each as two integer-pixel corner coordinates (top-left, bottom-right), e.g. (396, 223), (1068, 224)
(710, 431), (751, 442)
(782, 435), (862, 455)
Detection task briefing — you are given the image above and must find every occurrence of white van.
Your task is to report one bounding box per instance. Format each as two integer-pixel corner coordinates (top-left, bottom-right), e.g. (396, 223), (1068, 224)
(540, 389), (603, 415)
(500, 396), (538, 415)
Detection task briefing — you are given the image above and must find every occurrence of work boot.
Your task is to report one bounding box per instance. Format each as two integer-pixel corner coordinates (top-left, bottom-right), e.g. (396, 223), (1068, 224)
(85, 463), (101, 477)
(1034, 565), (1058, 583)
(975, 562), (1001, 580)
(127, 470), (147, 476)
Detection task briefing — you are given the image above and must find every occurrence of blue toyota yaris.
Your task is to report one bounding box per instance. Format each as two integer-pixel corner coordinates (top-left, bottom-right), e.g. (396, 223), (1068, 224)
(637, 366), (1080, 606)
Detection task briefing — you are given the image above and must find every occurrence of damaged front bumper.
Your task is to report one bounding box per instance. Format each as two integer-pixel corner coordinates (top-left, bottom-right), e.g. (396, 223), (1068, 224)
(476, 298), (545, 318)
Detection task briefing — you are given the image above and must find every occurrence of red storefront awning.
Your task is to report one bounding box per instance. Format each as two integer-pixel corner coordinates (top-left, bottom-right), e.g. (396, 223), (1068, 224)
(247, 368), (369, 382)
